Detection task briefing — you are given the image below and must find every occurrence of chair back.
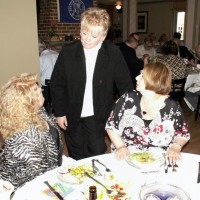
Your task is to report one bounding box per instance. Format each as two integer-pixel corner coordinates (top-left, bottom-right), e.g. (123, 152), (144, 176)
(44, 79), (52, 114)
(169, 78), (186, 104)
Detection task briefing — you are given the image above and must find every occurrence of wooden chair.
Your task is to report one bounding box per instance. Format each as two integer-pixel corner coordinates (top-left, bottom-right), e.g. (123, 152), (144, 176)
(195, 92), (200, 120)
(169, 78), (187, 104)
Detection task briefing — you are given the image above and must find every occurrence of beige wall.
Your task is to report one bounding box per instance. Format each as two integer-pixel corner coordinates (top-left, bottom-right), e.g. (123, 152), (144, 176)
(137, 1), (174, 42)
(0, 1), (39, 87)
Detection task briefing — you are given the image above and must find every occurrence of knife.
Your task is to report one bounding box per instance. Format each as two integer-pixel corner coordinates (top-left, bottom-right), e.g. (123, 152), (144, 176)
(197, 162), (200, 183)
(44, 181), (64, 200)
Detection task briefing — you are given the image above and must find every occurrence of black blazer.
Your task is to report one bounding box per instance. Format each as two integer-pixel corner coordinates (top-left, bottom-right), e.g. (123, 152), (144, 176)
(119, 42), (144, 87)
(179, 46), (194, 60)
(51, 40), (133, 128)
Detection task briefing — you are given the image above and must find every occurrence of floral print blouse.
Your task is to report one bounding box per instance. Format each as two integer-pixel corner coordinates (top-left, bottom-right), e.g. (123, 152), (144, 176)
(105, 91), (190, 152)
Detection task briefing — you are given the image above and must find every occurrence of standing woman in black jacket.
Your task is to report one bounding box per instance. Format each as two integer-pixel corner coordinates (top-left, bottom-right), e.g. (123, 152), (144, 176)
(51, 7), (133, 160)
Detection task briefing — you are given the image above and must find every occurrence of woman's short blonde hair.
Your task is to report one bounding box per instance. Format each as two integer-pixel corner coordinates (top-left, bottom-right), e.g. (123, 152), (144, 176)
(0, 73), (46, 139)
(143, 62), (172, 95)
(81, 7), (110, 37)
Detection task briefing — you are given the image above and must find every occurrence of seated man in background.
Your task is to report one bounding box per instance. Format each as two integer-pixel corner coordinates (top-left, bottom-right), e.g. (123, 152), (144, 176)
(129, 32), (140, 43)
(136, 37), (157, 59)
(173, 32), (194, 61)
(118, 35), (148, 88)
(39, 39), (59, 111)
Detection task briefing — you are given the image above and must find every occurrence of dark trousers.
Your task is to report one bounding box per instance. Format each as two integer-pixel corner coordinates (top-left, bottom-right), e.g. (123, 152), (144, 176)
(64, 116), (107, 160)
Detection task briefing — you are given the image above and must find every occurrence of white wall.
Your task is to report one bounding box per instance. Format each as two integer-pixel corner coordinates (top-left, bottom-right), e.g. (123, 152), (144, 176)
(0, 1), (40, 87)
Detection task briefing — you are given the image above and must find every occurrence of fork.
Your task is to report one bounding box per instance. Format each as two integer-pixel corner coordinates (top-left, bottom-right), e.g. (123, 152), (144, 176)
(165, 162), (178, 173)
(84, 172), (113, 194)
(94, 159), (111, 172)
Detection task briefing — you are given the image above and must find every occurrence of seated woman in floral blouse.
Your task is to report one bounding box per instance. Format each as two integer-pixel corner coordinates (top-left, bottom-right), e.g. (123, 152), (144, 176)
(0, 73), (63, 189)
(106, 62), (190, 164)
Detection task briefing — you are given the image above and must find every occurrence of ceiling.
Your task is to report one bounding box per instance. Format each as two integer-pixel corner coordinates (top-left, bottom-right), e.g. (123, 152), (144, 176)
(97, 0), (172, 5)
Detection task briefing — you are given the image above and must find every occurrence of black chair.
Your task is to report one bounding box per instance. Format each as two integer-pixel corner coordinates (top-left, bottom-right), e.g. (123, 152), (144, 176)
(44, 79), (52, 114)
(169, 78), (187, 104)
(195, 92), (200, 120)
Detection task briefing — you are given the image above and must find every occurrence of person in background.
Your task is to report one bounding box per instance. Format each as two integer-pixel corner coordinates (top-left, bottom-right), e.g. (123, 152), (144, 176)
(148, 32), (159, 49)
(0, 73), (63, 189)
(51, 7), (133, 160)
(188, 44), (200, 68)
(106, 62), (190, 163)
(136, 37), (157, 60)
(157, 33), (168, 53)
(151, 40), (188, 79)
(129, 32), (140, 44)
(173, 32), (194, 61)
(39, 39), (59, 111)
(158, 33), (168, 47)
(118, 35), (148, 89)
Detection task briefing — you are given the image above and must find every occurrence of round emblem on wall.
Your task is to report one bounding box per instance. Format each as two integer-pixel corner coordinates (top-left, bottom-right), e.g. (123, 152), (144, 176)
(68, 0), (85, 21)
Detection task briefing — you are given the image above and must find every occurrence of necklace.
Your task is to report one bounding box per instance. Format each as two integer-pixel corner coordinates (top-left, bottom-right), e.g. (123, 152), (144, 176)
(140, 95), (167, 119)
(142, 111), (147, 115)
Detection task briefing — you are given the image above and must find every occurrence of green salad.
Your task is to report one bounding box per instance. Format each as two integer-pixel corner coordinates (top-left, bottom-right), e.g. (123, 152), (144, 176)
(129, 152), (156, 164)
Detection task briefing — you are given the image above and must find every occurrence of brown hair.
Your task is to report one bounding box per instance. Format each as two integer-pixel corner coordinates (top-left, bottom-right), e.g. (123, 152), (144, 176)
(81, 7), (110, 37)
(143, 62), (172, 95)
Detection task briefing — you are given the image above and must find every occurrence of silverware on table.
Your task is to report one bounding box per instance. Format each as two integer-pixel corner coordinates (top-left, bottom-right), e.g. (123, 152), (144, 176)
(164, 158), (178, 173)
(93, 159), (111, 172)
(84, 172), (124, 197)
(92, 159), (102, 175)
(44, 181), (64, 200)
(84, 172), (112, 194)
(197, 162), (200, 183)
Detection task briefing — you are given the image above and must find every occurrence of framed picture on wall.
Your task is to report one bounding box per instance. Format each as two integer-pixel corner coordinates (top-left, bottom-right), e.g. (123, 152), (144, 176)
(137, 11), (148, 33)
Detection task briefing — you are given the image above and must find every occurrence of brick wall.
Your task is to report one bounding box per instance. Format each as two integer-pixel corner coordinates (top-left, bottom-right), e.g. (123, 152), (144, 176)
(38, 0), (98, 42)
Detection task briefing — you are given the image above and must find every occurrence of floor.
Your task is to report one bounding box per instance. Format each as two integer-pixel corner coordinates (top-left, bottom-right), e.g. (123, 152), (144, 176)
(62, 100), (200, 156)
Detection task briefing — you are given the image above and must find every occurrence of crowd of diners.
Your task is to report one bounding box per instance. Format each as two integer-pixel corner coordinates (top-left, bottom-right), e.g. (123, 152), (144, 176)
(1, 7), (197, 193)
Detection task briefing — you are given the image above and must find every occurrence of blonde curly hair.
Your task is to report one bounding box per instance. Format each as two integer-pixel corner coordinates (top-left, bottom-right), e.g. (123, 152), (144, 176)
(0, 73), (47, 139)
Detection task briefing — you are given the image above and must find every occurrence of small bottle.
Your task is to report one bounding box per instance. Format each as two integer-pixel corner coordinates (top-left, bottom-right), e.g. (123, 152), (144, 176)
(89, 185), (97, 200)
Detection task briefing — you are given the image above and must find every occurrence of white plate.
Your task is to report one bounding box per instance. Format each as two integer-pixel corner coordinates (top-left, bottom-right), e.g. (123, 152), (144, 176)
(57, 164), (94, 184)
(139, 183), (191, 200)
(126, 152), (165, 172)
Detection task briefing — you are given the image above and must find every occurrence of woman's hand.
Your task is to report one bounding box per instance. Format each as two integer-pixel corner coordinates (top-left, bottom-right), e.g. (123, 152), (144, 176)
(115, 146), (130, 160)
(56, 116), (68, 130)
(165, 145), (182, 164)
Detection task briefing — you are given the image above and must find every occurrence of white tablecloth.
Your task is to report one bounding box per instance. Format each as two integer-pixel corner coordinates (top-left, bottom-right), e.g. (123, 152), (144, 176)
(185, 73), (200, 91)
(13, 153), (200, 200)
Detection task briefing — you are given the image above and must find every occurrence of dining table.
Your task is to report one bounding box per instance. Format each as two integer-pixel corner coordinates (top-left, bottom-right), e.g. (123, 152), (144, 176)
(12, 152), (200, 200)
(185, 68), (200, 91)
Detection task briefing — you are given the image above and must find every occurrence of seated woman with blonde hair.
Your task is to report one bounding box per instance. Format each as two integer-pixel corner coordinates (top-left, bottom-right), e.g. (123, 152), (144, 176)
(0, 73), (63, 189)
(106, 62), (190, 164)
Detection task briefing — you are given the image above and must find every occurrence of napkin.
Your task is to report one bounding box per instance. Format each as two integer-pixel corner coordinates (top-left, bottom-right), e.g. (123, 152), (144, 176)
(42, 182), (74, 199)
(0, 180), (14, 200)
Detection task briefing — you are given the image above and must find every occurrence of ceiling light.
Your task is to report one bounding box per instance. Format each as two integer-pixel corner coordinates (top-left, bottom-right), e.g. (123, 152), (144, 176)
(115, 0), (122, 10)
